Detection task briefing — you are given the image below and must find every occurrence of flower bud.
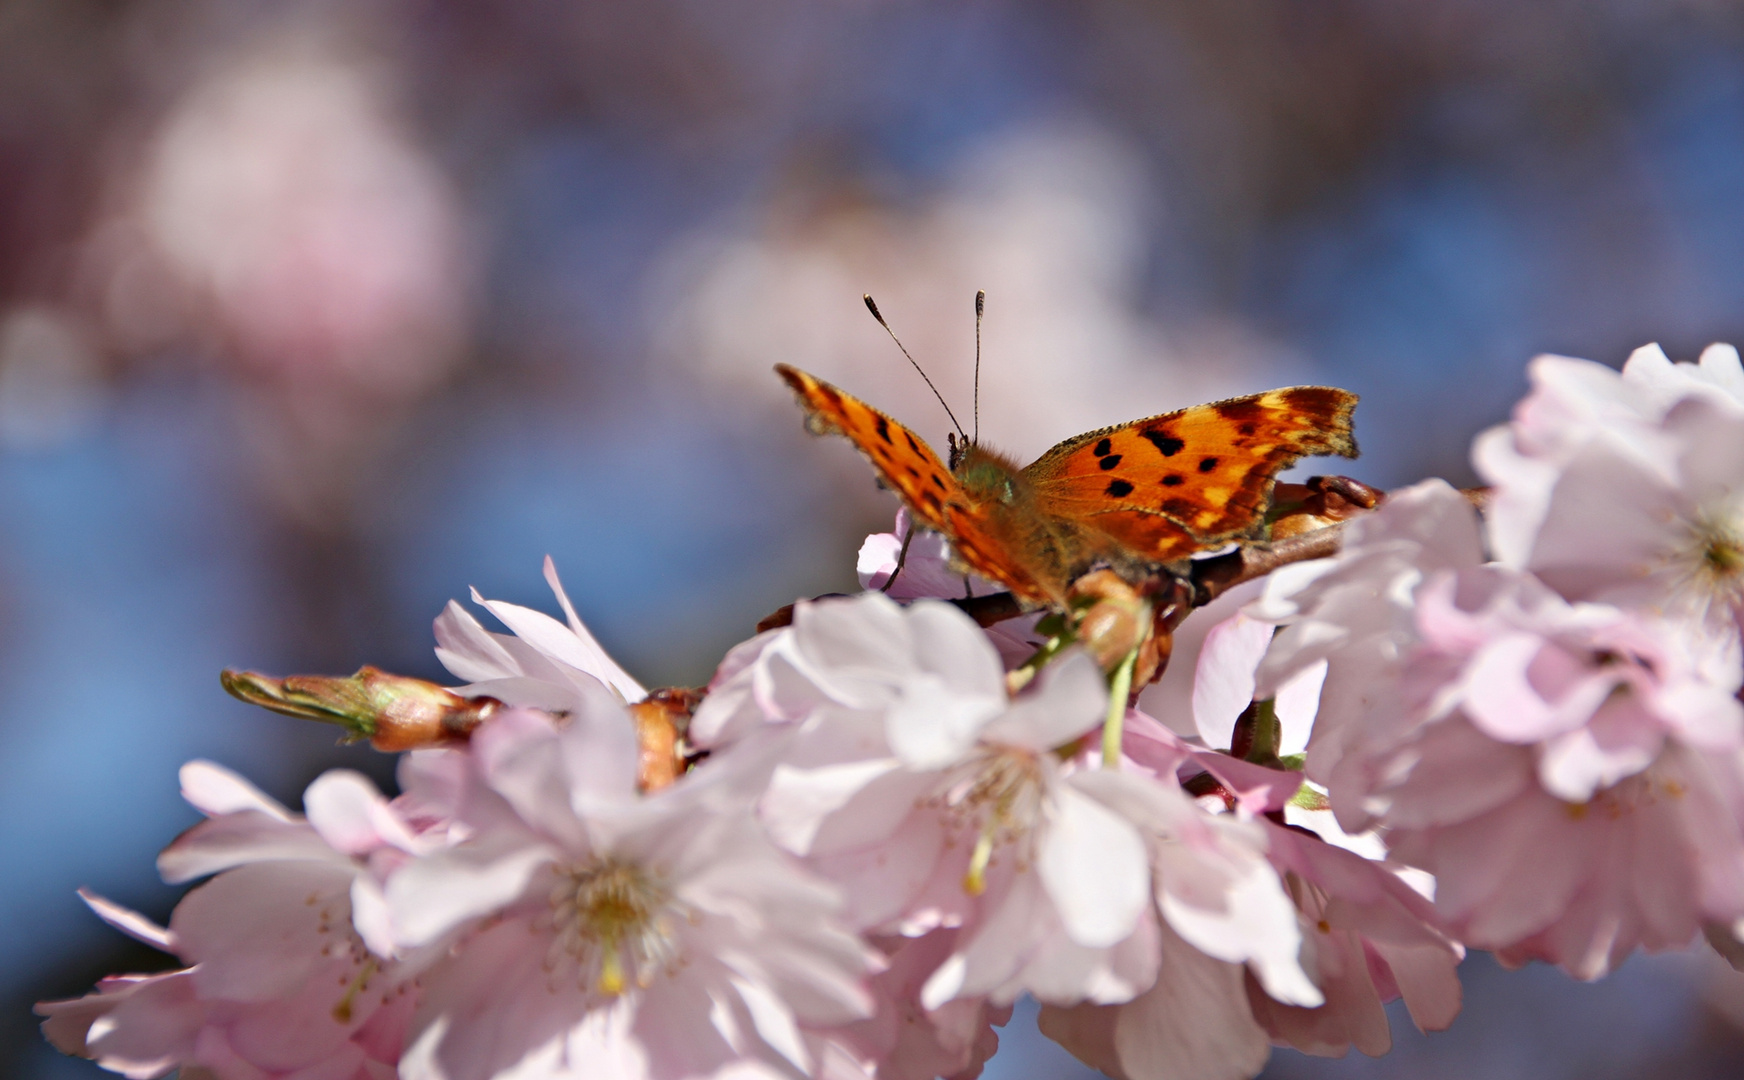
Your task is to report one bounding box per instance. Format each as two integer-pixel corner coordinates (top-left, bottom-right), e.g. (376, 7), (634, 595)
(220, 666), (501, 751)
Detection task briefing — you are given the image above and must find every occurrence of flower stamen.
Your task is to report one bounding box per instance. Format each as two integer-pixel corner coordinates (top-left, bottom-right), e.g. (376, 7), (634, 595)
(1668, 504), (1744, 621)
(945, 745), (1045, 896)
(549, 860), (681, 996)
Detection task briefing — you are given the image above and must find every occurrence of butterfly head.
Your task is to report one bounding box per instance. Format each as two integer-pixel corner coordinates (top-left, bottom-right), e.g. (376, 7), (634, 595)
(952, 442), (1026, 507)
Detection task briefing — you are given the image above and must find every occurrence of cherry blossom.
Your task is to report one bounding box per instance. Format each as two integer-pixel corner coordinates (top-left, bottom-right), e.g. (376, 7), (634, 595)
(382, 704), (873, 1080)
(703, 591), (1323, 1043)
(1252, 479), (1487, 791)
(1257, 477), (1744, 977)
(1250, 813), (1462, 1058)
(736, 595), (1158, 1007)
(434, 555), (647, 709)
(44, 339), (1744, 1080)
(39, 760), (438, 1079)
(1474, 350), (1744, 636)
(816, 930), (1011, 1080)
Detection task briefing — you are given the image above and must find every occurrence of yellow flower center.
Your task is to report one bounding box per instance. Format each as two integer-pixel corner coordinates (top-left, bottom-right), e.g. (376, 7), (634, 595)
(549, 860), (682, 995)
(1669, 504), (1744, 620)
(940, 745), (1045, 896)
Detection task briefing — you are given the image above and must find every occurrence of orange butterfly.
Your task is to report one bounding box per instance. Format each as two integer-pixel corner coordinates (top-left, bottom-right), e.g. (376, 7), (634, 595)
(776, 349), (1357, 610)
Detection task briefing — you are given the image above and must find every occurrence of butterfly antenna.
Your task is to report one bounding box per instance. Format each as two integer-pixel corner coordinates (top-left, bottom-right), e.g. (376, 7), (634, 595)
(973, 290), (984, 447)
(863, 293), (967, 444)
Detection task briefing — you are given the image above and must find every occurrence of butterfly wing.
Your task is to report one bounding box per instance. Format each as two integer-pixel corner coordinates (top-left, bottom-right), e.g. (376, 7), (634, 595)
(1022, 386), (1359, 561)
(775, 364), (1054, 601)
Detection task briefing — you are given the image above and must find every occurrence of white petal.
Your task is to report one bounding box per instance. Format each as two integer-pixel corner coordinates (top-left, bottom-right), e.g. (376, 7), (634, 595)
(1041, 783), (1149, 948)
(760, 757), (905, 854)
(1190, 614), (1272, 748)
(349, 876), (398, 959)
(730, 975), (811, 1073)
(78, 889), (174, 952)
(920, 953), (969, 1012)
(1274, 659), (1326, 756)
(157, 813), (336, 884)
(1158, 845), (1322, 1007)
(984, 650), (1108, 752)
(433, 599), (521, 684)
(556, 684), (642, 819)
(303, 770), (391, 856)
(179, 760), (293, 821)
(472, 587), (640, 703)
(470, 710), (590, 850)
(908, 601), (1007, 702)
(173, 861), (353, 1001)
(887, 673), (1003, 770)
(542, 556), (647, 702)
(386, 837), (554, 947)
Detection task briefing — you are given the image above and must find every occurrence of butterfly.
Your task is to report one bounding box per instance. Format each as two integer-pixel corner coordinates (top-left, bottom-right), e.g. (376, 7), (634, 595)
(775, 363), (1358, 610)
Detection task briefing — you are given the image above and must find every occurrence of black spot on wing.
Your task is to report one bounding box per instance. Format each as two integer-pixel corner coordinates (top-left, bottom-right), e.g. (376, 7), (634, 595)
(930, 473), (946, 489)
(1099, 454), (1123, 471)
(1198, 457), (1219, 473)
(1105, 479), (1134, 498)
(904, 431), (921, 454)
(1161, 474), (1184, 487)
(906, 465), (921, 479)
(875, 415), (893, 444)
(1142, 429), (1185, 456)
(1093, 437), (1113, 457)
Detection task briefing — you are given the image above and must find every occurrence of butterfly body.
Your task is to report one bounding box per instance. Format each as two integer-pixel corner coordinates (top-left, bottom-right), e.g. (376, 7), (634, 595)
(776, 363), (1358, 608)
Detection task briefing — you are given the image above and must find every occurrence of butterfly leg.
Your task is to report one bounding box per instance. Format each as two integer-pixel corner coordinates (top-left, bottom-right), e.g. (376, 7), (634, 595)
(881, 525), (917, 594)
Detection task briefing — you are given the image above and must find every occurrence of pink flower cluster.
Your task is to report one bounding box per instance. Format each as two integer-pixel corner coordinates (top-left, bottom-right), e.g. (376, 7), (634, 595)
(1256, 343), (1744, 978)
(40, 342), (1744, 1079)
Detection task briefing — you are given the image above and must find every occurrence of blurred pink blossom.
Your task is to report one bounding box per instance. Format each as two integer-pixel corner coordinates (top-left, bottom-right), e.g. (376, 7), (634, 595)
(39, 761), (438, 1079)
(1475, 349), (1744, 636)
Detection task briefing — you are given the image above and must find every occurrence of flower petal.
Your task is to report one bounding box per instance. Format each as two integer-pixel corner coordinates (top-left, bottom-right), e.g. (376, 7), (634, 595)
(1039, 783), (1148, 949)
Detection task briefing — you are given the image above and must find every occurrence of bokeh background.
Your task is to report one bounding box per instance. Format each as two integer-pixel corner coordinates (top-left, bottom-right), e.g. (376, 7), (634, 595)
(9, 1), (1744, 1076)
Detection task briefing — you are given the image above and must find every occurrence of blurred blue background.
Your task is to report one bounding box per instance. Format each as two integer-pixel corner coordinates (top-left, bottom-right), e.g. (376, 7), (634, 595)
(7, 1), (1744, 1076)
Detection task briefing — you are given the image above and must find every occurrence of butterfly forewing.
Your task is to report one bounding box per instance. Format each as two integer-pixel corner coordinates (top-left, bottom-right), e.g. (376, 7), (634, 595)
(1023, 387), (1359, 556)
(775, 365), (1058, 601)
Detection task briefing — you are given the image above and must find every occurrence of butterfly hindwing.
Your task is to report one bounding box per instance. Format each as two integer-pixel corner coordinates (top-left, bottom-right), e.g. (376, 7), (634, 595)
(1023, 386), (1359, 559)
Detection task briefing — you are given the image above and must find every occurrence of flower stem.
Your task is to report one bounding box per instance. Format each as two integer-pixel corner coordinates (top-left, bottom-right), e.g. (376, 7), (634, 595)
(1101, 647), (1138, 769)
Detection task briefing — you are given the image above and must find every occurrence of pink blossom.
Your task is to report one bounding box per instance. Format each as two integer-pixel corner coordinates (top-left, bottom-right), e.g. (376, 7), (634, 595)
(1250, 818), (1462, 1058)
(38, 761), (437, 1079)
(817, 930), (1011, 1080)
(1474, 350), (1744, 635)
(434, 556), (647, 707)
(691, 591), (1016, 766)
(1035, 921), (1270, 1080)
(1257, 478), (1744, 977)
(717, 593), (1321, 1023)
(383, 705), (873, 1080)
(1409, 569), (1743, 802)
(747, 601), (1158, 1007)
(1621, 342), (1744, 414)
(1252, 479), (1487, 790)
